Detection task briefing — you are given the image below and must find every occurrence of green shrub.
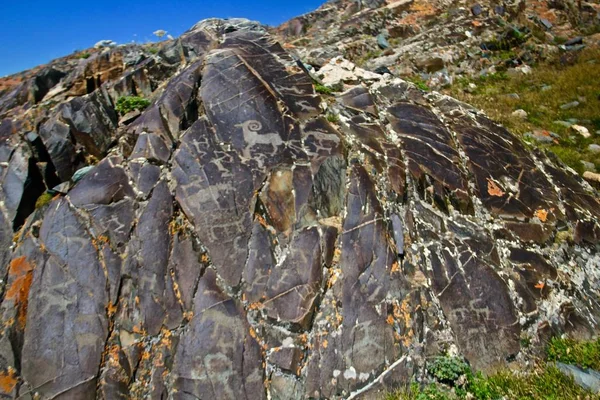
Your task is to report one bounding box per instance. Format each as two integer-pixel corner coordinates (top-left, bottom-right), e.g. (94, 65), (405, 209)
(35, 192), (54, 209)
(77, 52), (91, 59)
(428, 356), (470, 386)
(148, 47), (159, 54)
(115, 96), (151, 115)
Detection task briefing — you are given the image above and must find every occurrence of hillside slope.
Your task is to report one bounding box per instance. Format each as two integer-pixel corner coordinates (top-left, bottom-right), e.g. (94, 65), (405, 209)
(0, 3), (598, 400)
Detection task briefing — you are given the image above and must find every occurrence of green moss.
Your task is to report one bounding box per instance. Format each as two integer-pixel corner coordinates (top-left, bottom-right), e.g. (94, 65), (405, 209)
(547, 337), (600, 370)
(315, 83), (334, 95)
(35, 192), (54, 209)
(115, 96), (151, 115)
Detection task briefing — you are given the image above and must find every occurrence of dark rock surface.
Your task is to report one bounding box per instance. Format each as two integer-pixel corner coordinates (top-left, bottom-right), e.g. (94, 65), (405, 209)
(0, 10), (598, 400)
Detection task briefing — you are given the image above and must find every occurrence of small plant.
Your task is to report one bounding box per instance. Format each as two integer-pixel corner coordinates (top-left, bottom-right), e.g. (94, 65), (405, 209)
(315, 83), (334, 95)
(428, 356), (470, 386)
(326, 113), (340, 123)
(406, 76), (430, 92)
(77, 52), (91, 59)
(148, 47), (159, 55)
(115, 96), (151, 115)
(35, 192), (54, 209)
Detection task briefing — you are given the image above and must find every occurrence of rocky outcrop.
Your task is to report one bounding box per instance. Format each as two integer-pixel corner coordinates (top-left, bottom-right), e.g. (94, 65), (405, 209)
(0, 12), (598, 400)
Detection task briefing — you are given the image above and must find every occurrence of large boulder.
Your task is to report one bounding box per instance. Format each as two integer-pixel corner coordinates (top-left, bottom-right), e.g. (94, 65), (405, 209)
(0, 17), (598, 400)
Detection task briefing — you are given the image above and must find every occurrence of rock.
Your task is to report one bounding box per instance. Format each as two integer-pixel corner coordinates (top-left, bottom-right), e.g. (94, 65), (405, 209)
(571, 124), (591, 138)
(471, 4), (483, 16)
(581, 161), (596, 172)
(94, 39), (117, 48)
(414, 55), (445, 73)
(319, 56), (381, 86)
(1, 9), (600, 400)
(583, 171), (600, 183)
(556, 363), (600, 393)
(512, 109), (528, 119)
(373, 65), (392, 75)
(539, 18), (553, 30)
(564, 37), (584, 46)
(376, 33), (390, 49)
(524, 130), (555, 143)
(589, 144), (600, 153)
(561, 101), (580, 110)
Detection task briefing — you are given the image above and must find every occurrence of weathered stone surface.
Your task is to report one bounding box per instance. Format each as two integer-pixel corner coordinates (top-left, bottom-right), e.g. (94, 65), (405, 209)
(0, 13), (599, 400)
(172, 268), (265, 399)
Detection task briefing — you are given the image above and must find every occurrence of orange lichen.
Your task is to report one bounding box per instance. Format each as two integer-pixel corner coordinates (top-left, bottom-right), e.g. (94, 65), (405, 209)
(487, 178), (505, 197)
(0, 368), (17, 394)
(5, 256), (34, 329)
(535, 282), (545, 290)
(322, 339), (328, 349)
(386, 315), (394, 325)
(535, 209), (549, 222)
(391, 260), (400, 274)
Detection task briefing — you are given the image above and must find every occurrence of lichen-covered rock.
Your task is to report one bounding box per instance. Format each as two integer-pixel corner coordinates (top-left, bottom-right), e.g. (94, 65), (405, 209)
(0, 14), (598, 400)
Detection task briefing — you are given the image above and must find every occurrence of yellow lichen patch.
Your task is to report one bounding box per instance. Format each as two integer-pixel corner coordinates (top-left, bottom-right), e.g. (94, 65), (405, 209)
(5, 256), (34, 329)
(487, 178), (505, 197)
(200, 254), (209, 263)
(391, 260), (400, 274)
(535, 209), (549, 222)
(106, 301), (117, 317)
(322, 339), (328, 349)
(0, 368), (17, 394)
(386, 315), (394, 325)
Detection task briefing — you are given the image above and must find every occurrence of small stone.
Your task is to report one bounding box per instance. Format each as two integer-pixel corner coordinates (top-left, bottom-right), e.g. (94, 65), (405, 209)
(581, 161), (596, 172)
(512, 109), (528, 120)
(560, 101), (580, 110)
(376, 33), (390, 50)
(516, 64), (532, 74)
(564, 37), (583, 46)
(541, 85), (552, 91)
(494, 5), (505, 15)
(471, 4), (483, 16)
(553, 120), (572, 128)
(503, 93), (520, 100)
(588, 144), (600, 153)
(556, 363), (600, 393)
(524, 130), (554, 143)
(571, 125), (591, 138)
(583, 171), (600, 183)
(539, 18), (553, 30)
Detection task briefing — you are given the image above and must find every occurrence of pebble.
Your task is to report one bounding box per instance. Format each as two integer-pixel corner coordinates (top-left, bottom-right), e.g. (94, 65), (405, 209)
(541, 85), (552, 91)
(503, 93), (520, 100)
(553, 120), (572, 128)
(589, 144), (600, 153)
(524, 130), (555, 143)
(571, 125), (591, 138)
(512, 109), (528, 119)
(581, 161), (596, 172)
(560, 101), (580, 110)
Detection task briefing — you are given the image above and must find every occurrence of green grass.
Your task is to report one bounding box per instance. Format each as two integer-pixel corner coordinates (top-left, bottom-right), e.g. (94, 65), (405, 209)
(76, 52), (91, 59)
(406, 76), (430, 92)
(148, 47), (159, 54)
(315, 83), (334, 95)
(385, 338), (600, 400)
(547, 337), (600, 370)
(445, 47), (600, 173)
(115, 96), (151, 115)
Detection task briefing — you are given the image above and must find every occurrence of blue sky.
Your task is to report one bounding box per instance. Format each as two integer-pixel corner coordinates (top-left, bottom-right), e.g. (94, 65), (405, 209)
(0, 0), (325, 77)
